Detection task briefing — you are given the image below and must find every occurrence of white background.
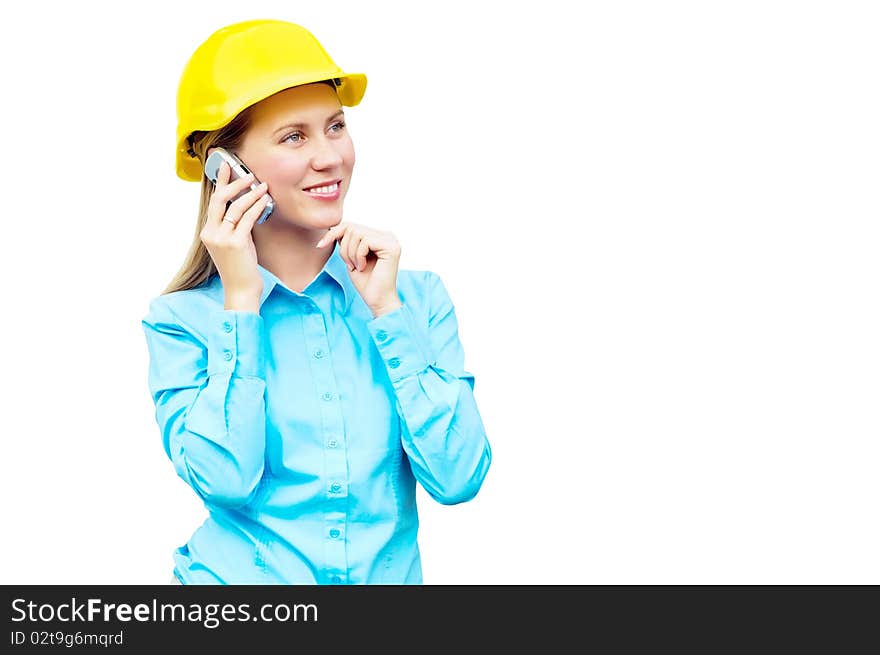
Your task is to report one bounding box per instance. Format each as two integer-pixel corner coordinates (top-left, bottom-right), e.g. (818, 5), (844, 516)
(1, 0), (877, 584)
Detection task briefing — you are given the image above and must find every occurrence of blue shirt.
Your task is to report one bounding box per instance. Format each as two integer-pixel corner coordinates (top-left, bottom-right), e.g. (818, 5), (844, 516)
(140, 243), (491, 584)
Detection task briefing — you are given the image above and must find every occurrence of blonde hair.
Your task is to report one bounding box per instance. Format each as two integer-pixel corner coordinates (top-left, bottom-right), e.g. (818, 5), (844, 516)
(161, 79), (339, 295)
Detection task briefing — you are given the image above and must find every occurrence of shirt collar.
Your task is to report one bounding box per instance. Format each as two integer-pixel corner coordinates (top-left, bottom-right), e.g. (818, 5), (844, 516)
(250, 241), (356, 313)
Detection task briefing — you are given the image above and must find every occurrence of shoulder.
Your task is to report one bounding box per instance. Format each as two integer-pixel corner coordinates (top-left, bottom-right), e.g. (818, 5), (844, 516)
(142, 278), (222, 342)
(395, 269), (455, 320)
(397, 268), (445, 296)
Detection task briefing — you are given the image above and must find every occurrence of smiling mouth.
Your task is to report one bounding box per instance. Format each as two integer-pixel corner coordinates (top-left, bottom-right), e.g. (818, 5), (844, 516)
(302, 180), (341, 194)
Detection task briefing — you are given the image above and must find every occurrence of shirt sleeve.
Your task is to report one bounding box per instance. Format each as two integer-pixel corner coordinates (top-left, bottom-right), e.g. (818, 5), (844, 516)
(366, 271), (492, 505)
(141, 298), (267, 509)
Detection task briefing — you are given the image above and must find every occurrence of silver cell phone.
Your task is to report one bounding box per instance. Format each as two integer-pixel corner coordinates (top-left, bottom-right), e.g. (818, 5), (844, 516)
(204, 148), (274, 224)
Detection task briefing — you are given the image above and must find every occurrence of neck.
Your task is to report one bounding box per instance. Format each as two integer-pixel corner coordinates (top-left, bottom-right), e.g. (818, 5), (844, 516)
(253, 221), (334, 293)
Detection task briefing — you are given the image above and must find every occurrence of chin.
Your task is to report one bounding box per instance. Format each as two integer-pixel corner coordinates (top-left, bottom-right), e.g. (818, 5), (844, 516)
(313, 214), (343, 229)
(270, 208), (343, 230)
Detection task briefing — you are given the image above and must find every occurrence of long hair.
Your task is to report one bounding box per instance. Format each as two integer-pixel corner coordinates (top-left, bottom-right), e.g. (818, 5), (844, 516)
(161, 80), (339, 295)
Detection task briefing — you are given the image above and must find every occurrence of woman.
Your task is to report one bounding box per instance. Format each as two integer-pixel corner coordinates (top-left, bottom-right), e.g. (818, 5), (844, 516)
(141, 19), (491, 585)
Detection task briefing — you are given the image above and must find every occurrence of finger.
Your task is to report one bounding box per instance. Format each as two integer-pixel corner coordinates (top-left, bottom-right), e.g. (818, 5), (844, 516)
(206, 162), (229, 225)
(210, 185), (256, 227)
(314, 229), (332, 248)
(220, 172), (257, 200)
(209, 171), (256, 222)
(235, 190), (272, 234)
(316, 223), (345, 248)
(347, 232), (364, 271)
(215, 161), (230, 186)
(214, 161), (253, 193)
(339, 228), (355, 270)
(355, 237), (371, 271)
(223, 182), (268, 225)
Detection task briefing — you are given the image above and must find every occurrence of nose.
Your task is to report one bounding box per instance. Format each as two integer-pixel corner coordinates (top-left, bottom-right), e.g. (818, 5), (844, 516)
(310, 135), (344, 170)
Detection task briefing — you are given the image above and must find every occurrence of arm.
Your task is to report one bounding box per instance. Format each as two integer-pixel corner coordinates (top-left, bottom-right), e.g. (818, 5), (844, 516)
(141, 299), (267, 508)
(367, 272), (491, 504)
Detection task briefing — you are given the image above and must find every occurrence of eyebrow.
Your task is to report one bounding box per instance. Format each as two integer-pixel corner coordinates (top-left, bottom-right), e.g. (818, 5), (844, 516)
(273, 110), (346, 135)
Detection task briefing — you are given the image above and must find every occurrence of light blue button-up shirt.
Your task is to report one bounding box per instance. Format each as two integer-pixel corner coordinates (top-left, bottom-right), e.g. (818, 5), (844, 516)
(141, 243), (491, 584)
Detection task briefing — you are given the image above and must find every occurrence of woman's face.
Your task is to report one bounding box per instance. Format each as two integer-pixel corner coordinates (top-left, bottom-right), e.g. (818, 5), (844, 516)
(233, 82), (355, 230)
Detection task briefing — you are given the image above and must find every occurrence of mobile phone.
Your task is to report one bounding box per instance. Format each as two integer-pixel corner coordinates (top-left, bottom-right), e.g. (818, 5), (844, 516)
(204, 148), (274, 224)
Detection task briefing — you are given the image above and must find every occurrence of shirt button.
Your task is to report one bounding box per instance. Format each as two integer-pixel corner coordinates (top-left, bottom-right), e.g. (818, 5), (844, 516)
(223, 350), (233, 361)
(329, 529), (340, 539)
(330, 482), (342, 493)
(376, 330), (388, 342)
(223, 321), (233, 333)
(327, 439), (338, 448)
(314, 349), (325, 359)
(322, 392), (333, 401)
(331, 575), (342, 584)
(388, 357), (401, 369)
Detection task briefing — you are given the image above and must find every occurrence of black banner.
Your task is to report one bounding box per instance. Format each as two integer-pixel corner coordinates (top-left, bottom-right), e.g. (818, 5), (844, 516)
(1, 586), (874, 650)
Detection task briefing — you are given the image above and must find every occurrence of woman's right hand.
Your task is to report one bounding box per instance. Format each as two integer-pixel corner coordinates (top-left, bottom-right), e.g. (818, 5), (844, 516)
(200, 160), (271, 304)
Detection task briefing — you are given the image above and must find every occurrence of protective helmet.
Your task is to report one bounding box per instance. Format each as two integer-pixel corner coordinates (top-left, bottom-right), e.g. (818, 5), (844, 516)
(175, 19), (367, 181)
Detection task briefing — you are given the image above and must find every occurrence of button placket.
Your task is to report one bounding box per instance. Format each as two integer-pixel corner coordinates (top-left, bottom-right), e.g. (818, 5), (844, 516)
(324, 509), (348, 583)
(302, 307), (349, 579)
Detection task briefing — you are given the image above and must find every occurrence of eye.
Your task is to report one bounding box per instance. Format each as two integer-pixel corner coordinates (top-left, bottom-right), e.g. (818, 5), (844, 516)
(281, 121), (346, 144)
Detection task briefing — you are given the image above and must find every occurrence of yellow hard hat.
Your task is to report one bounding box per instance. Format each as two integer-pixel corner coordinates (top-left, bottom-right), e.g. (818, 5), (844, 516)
(175, 19), (367, 181)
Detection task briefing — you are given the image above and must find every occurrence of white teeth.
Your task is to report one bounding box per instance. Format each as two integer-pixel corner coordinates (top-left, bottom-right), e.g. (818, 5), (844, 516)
(306, 182), (339, 194)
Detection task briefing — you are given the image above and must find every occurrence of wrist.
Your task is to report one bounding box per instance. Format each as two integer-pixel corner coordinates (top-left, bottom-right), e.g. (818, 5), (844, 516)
(370, 297), (403, 318)
(224, 290), (261, 313)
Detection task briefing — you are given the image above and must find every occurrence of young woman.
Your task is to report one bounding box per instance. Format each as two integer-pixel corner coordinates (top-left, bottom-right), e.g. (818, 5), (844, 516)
(141, 19), (491, 584)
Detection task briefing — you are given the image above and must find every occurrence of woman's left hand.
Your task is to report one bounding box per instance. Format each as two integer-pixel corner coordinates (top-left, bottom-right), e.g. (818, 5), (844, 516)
(315, 222), (403, 317)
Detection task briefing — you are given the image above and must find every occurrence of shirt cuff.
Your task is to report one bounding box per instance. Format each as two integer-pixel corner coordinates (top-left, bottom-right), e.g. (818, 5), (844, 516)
(207, 310), (266, 378)
(367, 304), (435, 383)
